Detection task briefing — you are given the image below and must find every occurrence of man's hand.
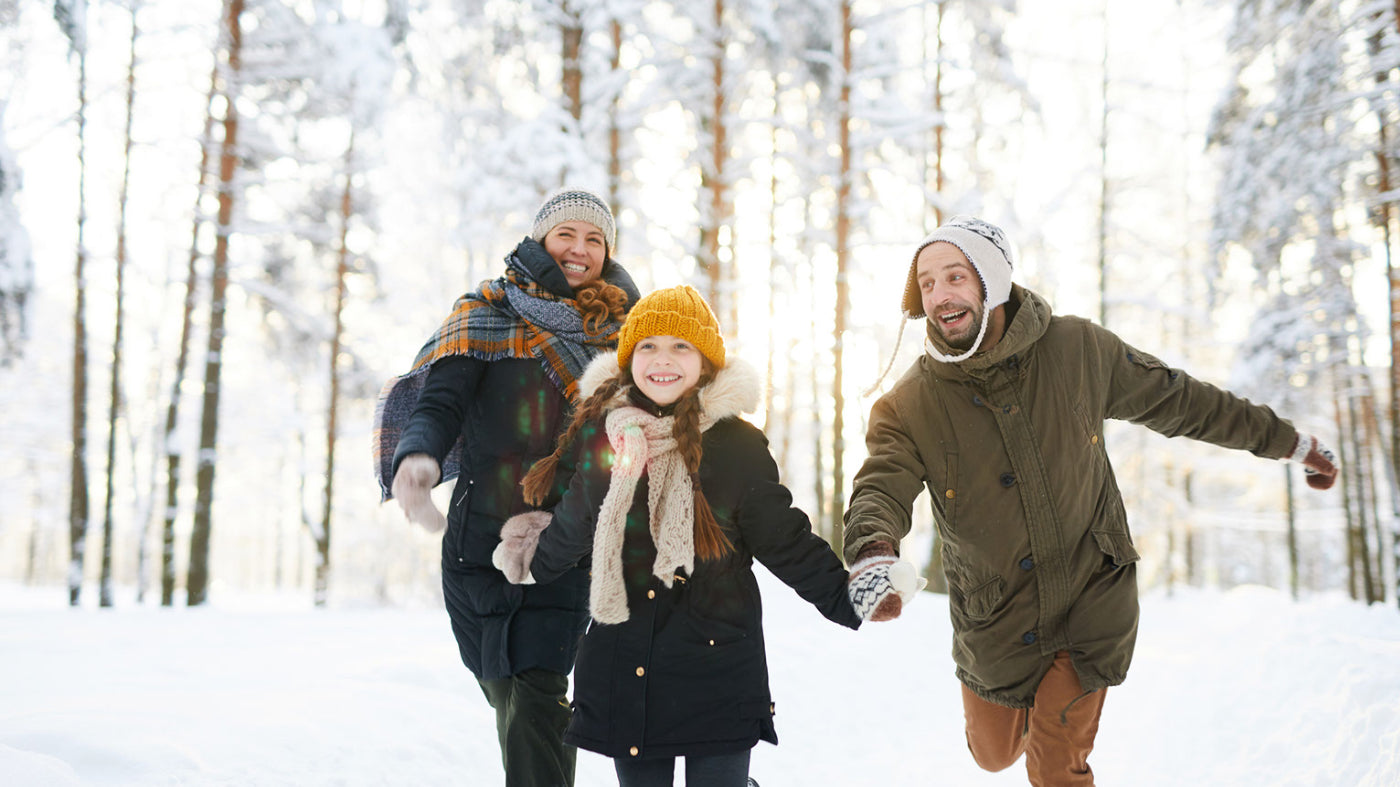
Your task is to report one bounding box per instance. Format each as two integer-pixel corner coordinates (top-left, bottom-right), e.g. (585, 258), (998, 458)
(847, 541), (927, 622)
(1291, 434), (1338, 491)
(391, 453), (447, 533)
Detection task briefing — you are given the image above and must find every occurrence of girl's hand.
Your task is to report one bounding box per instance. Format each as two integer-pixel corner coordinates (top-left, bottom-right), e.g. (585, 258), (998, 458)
(492, 511), (552, 584)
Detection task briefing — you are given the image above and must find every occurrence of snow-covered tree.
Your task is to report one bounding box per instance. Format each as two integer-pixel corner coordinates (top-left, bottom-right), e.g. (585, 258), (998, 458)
(0, 102), (33, 366)
(1210, 0), (1387, 601)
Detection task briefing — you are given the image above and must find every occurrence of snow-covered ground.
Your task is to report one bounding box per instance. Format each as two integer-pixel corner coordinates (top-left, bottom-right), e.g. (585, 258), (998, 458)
(3, 572), (1398, 787)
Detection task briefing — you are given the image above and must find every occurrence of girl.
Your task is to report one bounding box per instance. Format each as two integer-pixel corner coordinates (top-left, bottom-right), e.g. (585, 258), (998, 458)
(492, 285), (919, 787)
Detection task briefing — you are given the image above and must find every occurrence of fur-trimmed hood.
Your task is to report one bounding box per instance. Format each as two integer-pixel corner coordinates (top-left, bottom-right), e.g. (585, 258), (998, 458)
(578, 351), (762, 423)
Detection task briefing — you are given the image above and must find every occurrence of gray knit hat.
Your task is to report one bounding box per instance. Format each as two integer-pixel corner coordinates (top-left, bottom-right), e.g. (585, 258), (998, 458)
(531, 187), (616, 251)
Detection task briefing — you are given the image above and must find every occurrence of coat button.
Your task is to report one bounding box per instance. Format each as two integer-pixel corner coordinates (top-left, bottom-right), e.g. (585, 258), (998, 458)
(647, 590), (656, 599)
(708, 639), (715, 646)
(1022, 631), (1037, 645)
(1019, 557), (1034, 571)
(635, 667), (645, 677)
(629, 746), (639, 757)
(945, 489), (955, 499)
(1091, 434), (1099, 444)
(999, 473), (1016, 487)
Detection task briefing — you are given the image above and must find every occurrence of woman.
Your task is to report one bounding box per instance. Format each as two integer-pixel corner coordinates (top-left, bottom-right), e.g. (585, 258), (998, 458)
(374, 187), (639, 787)
(491, 286), (920, 786)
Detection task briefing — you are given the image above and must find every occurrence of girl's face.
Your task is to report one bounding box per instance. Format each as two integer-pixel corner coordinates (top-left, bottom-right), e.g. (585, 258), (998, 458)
(631, 335), (704, 406)
(543, 220), (606, 289)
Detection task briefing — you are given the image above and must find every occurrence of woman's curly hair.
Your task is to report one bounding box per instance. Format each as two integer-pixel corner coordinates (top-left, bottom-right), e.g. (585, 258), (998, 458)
(573, 281), (630, 337)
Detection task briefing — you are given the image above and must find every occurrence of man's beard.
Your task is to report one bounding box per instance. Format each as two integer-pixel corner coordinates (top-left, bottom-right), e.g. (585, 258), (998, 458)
(932, 302), (985, 351)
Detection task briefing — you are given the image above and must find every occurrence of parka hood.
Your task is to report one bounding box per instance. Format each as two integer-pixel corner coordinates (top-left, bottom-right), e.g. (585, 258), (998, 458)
(578, 351), (761, 422)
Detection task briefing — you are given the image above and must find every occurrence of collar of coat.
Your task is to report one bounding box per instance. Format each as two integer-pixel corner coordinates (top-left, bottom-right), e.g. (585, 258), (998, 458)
(923, 284), (1052, 379)
(577, 350), (762, 421)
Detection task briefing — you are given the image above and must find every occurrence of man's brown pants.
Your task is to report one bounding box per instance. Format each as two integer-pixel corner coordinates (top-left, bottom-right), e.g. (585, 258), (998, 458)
(962, 651), (1106, 787)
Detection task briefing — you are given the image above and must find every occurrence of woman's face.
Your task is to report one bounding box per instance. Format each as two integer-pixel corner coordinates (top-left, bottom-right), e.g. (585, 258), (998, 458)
(630, 335), (704, 406)
(542, 220), (606, 289)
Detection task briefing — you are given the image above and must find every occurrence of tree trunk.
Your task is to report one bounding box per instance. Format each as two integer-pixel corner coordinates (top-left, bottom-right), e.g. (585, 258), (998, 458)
(607, 18), (623, 229)
(561, 0), (582, 123)
(827, 0), (853, 552)
(1285, 465), (1298, 600)
(100, 3), (140, 608)
(809, 196), (826, 537)
(926, 0), (945, 227)
(698, 0), (732, 333)
(1360, 390), (1388, 604)
(1345, 391), (1376, 603)
(68, 38), (90, 608)
(317, 130), (355, 608)
(1096, 1), (1110, 328)
(764, 74), (779, 432)
(188, 0), (244, 607)
(1334, 385), (1360, 600)
(161, 26), (223, 606)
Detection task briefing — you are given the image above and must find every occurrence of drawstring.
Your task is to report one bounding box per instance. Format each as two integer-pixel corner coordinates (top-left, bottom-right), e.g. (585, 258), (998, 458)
(863, 317), (911, 397)
(1058, 689), (1097, 726)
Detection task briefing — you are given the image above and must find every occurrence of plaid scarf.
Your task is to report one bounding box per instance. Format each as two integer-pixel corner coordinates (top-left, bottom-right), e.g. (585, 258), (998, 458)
(372, 260), (623, 500)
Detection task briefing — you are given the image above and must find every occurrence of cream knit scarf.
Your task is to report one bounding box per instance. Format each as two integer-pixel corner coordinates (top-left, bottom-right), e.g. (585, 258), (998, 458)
(590, 405), (716, 623)
(581, 352), (760, 625)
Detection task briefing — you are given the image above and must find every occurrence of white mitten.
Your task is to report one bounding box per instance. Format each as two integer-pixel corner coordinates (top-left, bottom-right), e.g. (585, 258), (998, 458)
(391, 453), (446, 533)
(847, 542), (926, 622)
(887, 558), (928, 604)
(492, 511), (552, 585)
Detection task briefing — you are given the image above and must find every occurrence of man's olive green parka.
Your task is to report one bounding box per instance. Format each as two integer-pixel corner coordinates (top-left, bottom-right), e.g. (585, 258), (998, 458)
(843, 284), (1299, 708)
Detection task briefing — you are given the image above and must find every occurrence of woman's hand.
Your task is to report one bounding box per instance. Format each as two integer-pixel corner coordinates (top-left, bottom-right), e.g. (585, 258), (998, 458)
(391, 454), (447, 533)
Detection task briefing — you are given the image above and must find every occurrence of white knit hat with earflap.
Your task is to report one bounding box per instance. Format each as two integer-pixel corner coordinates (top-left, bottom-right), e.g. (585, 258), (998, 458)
(902, 215), (1015, 363)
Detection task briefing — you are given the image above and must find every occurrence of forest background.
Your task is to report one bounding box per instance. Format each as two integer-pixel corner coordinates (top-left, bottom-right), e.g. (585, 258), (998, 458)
(1, 0), (1397, 613)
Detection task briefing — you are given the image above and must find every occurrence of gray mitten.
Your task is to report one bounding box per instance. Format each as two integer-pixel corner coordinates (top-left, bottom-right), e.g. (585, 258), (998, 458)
(491, 511), (552, 584)
(391, 454), (446, 533)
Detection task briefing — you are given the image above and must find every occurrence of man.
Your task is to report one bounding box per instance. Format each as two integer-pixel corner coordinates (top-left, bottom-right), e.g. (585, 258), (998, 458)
(843, 216), (1338, 786)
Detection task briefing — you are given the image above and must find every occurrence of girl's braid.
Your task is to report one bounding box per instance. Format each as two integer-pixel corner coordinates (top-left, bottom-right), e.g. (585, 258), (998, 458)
(673, 369), (732, 561)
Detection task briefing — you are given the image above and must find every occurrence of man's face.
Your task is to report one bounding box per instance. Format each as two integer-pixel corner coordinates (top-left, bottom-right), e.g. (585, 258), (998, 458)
(916, 242), (985, 351)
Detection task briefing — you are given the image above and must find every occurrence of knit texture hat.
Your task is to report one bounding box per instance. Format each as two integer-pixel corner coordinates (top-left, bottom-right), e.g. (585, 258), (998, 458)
(901, 215), (1015, 363)
(531, 187), (617, 251)
(616, 285), (725, 370)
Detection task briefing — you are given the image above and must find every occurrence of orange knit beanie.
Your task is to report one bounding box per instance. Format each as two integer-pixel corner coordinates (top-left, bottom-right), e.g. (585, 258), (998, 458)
(616, 285), (725, 370)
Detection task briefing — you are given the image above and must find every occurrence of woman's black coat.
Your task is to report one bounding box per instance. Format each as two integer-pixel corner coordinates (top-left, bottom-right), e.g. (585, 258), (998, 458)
(531, 403), (862, 761)
(392, 238), (638, 681)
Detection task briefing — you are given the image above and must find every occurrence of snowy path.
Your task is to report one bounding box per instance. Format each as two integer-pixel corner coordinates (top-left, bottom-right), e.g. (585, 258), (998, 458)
(3, 576), (1397, 786)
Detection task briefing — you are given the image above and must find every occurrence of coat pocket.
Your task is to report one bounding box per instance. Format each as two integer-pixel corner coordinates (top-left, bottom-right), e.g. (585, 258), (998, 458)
(1091, 529), (1141, 569)
(951, 574), (1005, 623)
